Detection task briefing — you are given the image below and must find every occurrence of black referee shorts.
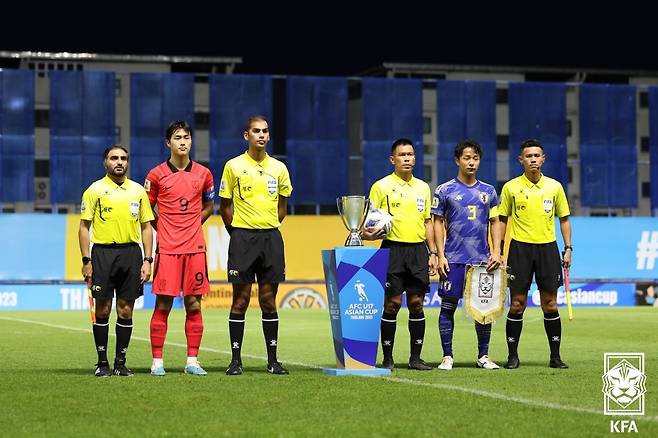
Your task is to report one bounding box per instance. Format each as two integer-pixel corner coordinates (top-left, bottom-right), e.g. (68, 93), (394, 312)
(91, 243), (144, 300)
(507, 239), (563, 293)
(227, 228), (285, 284)
(381, 240), (429, 297)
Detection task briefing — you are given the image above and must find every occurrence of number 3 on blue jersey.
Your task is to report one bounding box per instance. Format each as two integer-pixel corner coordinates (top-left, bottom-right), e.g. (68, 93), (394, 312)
(467, 205), (477, 220)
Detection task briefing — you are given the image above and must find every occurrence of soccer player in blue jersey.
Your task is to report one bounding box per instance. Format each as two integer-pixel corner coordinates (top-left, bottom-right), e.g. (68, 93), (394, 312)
(432, 140), (503, 370)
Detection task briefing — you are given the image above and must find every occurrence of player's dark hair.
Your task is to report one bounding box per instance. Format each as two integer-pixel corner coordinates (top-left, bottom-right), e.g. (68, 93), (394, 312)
(520, 138), (544, 152)
(391, 138), (414, 154)
(244, 115), (269, 132)
(454, 139), (483, 159)
(103, 145), (129, 160)
(166, 120), (193, 141)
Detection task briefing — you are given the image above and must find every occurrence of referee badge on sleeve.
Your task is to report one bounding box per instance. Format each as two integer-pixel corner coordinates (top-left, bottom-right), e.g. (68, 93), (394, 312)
(80, 201), (86, 213)
(144, 179), (151, 192)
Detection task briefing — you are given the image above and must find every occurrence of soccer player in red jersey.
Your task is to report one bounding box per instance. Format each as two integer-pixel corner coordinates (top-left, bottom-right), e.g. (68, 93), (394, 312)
(145, 120), (215, 376)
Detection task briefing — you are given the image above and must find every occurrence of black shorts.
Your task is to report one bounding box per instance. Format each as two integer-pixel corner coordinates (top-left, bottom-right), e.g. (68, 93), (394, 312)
(507, 239), (563, 293)
(227, 228), (285, 284)
(381, 240), (429, 297)
(91, 243), (144, 300)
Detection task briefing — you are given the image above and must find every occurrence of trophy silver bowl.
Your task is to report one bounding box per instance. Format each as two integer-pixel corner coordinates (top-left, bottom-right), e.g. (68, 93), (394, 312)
(336, 196), (370, 246)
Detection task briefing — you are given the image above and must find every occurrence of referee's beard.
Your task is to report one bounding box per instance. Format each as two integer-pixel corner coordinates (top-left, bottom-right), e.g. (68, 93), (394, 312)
(107, 166), (126, 179)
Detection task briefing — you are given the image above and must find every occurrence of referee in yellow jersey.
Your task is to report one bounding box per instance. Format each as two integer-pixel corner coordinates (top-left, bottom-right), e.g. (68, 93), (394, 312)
(79, 146), (154, 377)
(362, 139), (438, 371)
(219, 115), (293, 376)
(498, 139), (572, 369)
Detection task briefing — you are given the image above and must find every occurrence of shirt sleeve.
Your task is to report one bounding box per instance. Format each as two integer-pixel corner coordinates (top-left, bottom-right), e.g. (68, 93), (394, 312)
(202, 168), (215, 202)
(278, 165), (293, 197)
(80, 187), (96, 221)
(139, 189), (155, 223)
(423, 183), (431, 220)
(498, 183), (512, 217)
(488, 187), (499, 219)
(432, 185), (447, 217)
(368, 181), (383, 209)
(219, 162), (234, 199)
(555, 183), (571, 218)
(145, 170), (159, 206)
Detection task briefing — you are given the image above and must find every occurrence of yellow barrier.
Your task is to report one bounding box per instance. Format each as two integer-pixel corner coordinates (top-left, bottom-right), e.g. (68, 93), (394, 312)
(65, 214), (512, 281)
(65, 214), (378, 281)
(202, 282), (328, 309)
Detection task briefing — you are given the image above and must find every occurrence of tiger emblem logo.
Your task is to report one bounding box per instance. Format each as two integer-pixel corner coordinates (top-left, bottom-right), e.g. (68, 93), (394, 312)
(478, 272), (494, 298)
(602, 359), (646, 408)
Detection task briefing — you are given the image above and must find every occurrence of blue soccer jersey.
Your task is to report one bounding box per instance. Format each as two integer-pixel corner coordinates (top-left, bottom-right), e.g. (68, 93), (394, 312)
(431, 178), (499, 264)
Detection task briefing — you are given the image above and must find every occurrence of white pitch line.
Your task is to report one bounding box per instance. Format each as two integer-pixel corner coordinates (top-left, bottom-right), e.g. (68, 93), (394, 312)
(2, 315), (656, 424)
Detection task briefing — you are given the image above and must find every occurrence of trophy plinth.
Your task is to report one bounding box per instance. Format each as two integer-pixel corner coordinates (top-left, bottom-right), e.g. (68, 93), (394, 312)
(336, 196), (369, 247)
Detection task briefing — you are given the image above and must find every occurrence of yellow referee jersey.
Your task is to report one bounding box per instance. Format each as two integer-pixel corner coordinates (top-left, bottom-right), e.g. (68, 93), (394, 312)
(498, 173), (570, 244)
(80, 176), (154, 244)
(369, 173), (431, 243)
(219, 152), (293, 229)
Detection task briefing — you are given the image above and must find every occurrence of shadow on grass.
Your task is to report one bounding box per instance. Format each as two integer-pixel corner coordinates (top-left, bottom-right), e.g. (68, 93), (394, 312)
(49, 359), (558, 378)
(51, 368), (95, 376)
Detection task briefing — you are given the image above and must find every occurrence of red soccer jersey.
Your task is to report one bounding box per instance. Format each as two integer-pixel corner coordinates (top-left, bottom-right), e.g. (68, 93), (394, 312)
(145, 161), (215, 254)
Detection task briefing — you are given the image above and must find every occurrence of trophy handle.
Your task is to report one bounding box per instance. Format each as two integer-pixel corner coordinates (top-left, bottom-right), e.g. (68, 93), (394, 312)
(336, 197), (351, 230)
(358, 198), (370, 230)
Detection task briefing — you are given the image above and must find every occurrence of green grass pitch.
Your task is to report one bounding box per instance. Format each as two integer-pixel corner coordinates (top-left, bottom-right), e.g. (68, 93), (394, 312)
(1, 307), (656, 437)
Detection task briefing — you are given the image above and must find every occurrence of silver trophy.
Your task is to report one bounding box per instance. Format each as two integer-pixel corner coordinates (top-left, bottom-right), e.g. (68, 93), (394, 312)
(336, 196), (370, 246)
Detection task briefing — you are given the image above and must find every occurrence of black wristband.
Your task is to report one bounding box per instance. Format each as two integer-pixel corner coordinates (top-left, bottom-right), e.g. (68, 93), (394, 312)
(82, 256), (91, 265)
(564, 245), (573, 251)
